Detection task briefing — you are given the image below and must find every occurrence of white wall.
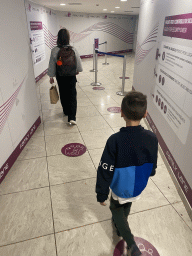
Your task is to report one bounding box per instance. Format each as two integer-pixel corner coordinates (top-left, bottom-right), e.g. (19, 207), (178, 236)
(0, 0), (40, 182)
(133, 0), (192, 211)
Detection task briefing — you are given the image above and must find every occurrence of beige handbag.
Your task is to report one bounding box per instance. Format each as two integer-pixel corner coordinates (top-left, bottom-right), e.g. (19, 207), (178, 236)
(50, 85), (59, 104)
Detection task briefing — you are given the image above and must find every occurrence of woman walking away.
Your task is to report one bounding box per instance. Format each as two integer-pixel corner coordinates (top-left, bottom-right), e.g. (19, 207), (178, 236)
(48, 28), (83, 125)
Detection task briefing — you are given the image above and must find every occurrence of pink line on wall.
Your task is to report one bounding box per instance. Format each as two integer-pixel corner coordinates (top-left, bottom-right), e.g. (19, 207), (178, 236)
(0, 77), (25, 134)
(0, 117), (41, 184)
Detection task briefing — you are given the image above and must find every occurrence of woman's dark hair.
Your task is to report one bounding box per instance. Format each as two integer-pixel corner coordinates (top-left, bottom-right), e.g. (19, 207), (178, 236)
(121, 91), (147, 121)
(57, 28), (70, 47)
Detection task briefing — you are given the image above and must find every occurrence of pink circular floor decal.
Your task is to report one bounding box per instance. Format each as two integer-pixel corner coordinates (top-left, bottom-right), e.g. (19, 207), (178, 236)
(61, 143), (86, 157)
(114, 237), (160, 256)
(107, 107), (121, 113)
(93, 87), (105, 90)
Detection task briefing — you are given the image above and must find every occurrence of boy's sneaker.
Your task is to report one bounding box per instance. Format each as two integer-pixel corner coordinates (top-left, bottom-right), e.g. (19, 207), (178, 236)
(126, 243), (142, 256)
(68, 120), (77, 125)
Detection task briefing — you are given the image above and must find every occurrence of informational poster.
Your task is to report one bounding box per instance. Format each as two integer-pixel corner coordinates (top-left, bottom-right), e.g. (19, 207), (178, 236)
(133, 0), (192, 209)
(29, 21), (46, 65)
(25, 1), (58, 81)
(153, 41), (191, 145)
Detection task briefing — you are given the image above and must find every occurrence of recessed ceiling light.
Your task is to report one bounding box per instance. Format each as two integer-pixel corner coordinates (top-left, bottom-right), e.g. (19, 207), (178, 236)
(111, 11), (115, 13)
(103, 9), (107, 11)
(121, 0), (127, 2)
(60, 3), (66, 5)
(115, 7), (120, 9)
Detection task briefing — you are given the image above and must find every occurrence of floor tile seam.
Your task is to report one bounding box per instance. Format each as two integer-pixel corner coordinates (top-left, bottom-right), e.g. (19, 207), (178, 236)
(13, 154), (47, 163)
(43, 127), (115, 135)
(0, 178), (98, 196)
(40, 120), (58, 254)
(150, 177), (180, 205)
(49, 176), (97, 188)
(16, 155), (48, 162)
(0, 233), (55, 249)
(0, 185), (50, 197)
(54, 204), (173, 234)
(44, 142), (58, 256)
(71, 120), (100, 174)
(169, 203), (192, 231)
(44, 131), (79, 137)
(78, 88), (106, 104)
(96, 114), (120, 131)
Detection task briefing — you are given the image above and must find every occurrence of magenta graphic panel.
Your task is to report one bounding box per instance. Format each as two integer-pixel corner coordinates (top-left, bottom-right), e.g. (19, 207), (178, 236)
(107, 107), (121, 113)
(92, 87), (105, 90)
(30, 21), (43, 30)
(61, 143), (86, 157)
(95, 38), (99, 49)
(163, 13), (192, 40)
(114, 237), (160, 256)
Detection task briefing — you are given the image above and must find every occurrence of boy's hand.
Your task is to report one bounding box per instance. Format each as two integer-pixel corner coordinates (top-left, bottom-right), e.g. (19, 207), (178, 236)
(100, 202), (107, 206)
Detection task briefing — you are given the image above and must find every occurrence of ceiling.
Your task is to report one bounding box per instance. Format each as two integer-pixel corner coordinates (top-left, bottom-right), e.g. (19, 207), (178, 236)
(30, 0), (140, 15)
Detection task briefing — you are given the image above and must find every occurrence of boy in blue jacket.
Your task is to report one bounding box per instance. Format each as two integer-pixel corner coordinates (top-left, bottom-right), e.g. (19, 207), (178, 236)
(95, 91), (158, 256)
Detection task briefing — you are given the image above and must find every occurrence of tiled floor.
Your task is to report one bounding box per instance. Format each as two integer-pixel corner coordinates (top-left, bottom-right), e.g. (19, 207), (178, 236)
(0, 54), (192, 256)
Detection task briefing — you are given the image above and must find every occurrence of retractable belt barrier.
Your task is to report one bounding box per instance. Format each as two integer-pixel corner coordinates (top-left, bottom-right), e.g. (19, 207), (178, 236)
(98, 41), (107, 46)
(90, 41), (109, 72)
(91, 50), (127, 96)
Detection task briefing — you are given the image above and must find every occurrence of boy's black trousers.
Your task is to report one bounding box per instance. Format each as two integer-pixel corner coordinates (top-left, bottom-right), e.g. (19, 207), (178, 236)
(56, 75), (77, 122)
(110, 195), (135, 248)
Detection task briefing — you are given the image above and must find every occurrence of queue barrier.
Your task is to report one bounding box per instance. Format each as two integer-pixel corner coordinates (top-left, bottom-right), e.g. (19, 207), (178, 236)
(90, 41), (109, 72)
(91, 50), (127, 96)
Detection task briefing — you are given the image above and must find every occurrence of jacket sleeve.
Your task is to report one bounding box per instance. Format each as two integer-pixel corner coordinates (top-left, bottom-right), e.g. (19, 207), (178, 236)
(95, 136), (116, 202)
(47, 48), (57, 77)
(150, 136), (158, 176)
(73, 47), (83, 72)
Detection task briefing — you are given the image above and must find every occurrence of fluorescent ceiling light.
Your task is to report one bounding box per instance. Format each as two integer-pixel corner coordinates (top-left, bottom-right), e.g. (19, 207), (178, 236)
(115, 7), (120, 8)
(60, 3), (66, 5)
(111, 11), (115, 13)
(103, 9), (107, 11)
(121, 0), (127, 2)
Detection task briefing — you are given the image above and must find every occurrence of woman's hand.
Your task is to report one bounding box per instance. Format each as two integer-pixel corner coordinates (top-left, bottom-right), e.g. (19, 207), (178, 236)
(50, 77), (54, 84)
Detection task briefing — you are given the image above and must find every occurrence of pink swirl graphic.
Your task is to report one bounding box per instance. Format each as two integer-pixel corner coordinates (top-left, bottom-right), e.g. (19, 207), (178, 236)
(43, 24), (57, 49)
(0, 77), (26, 134)
(135, 23), (159, 65)
(44, 21), (134, 49)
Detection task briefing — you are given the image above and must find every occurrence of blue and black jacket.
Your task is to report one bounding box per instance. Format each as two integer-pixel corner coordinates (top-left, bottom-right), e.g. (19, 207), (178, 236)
(96, 125), (158, 202)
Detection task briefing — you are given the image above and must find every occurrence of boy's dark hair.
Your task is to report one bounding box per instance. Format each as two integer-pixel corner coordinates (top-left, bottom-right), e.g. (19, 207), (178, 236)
(121, 91), (147, 121)
(57, 28), (70, 47)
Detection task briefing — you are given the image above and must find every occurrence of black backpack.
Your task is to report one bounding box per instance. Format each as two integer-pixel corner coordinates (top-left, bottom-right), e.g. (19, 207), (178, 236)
(56, 46), (77, 76)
